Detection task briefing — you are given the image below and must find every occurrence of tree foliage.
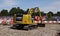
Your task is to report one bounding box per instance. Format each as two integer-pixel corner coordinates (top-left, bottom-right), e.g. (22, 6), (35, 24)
(0, 9), (8, 16)
(56, 11), (60, 16)
(25, 9), (29, 14)
(40, 11), (46, 16)
(9, 7), (25, 16)
(47, 11), (53, 19)
(0, 7), (60, 16)
(9, 7), (17, 16)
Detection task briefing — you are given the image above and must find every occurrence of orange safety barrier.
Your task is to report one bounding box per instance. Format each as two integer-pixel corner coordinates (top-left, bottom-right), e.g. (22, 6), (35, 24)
(35, 21), (60, 24)
(53, 21), (57, 24)
(10, 19), (14, 25)
(57, 21), (60, 24)
(37, 21), (41, 23)
(49, 21), (53, 24)
(1, 20), (6, 25)
(43, 21), (48, 23)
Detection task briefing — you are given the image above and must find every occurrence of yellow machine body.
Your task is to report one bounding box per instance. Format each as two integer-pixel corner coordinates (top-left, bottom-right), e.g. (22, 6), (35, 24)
(22, 14), (35, 24)
(13, 7), (41, 25)
(12, 7), (45, 30)
(13, 14), (35, 25)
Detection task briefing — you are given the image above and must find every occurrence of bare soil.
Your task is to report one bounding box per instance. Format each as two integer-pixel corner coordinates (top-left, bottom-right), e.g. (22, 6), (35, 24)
(0, 24), (60, 36)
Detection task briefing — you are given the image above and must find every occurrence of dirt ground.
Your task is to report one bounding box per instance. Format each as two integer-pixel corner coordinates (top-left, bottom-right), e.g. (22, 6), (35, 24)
(0, 24), (60, 36)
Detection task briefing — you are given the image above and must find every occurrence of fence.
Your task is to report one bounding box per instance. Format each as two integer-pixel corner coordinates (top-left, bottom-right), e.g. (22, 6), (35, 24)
(34, 21), (60, 24)
(0, 19), (60, 25)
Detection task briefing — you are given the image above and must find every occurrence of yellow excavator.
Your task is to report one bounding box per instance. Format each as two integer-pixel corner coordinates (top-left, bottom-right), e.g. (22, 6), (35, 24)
(11, 7), (45, 30)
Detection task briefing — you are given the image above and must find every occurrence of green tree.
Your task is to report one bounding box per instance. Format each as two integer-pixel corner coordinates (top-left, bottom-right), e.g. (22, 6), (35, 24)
(48, 11), (53, 16)
(9, 7), (17, 16)
(0, 12), (1, 16)
(16, 7), (21, 13)
(16, 7), (25, 14)
(1, 9), (8, 16)
(9, 7), (25, 16)
(56, 11), (60, 16)
(25, 9), (29, 14)
(40, 11), (46, 16)
(47, 11), (53, 19)
(19, 9), (25, 14)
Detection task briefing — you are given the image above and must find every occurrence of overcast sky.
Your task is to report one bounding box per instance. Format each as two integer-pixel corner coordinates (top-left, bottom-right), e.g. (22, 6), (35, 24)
(0, 0), (60, 13)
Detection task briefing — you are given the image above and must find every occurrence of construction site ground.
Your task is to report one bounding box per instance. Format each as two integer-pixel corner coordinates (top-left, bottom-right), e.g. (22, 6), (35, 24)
(0, 24), (60, 36)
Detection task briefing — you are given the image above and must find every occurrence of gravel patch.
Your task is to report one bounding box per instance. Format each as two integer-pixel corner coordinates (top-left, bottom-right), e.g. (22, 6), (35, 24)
(0, 24), (60, 36)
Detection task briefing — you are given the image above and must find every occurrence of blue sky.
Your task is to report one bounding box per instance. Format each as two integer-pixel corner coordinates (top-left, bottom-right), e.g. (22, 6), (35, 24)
(0, 0), (60, 13)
